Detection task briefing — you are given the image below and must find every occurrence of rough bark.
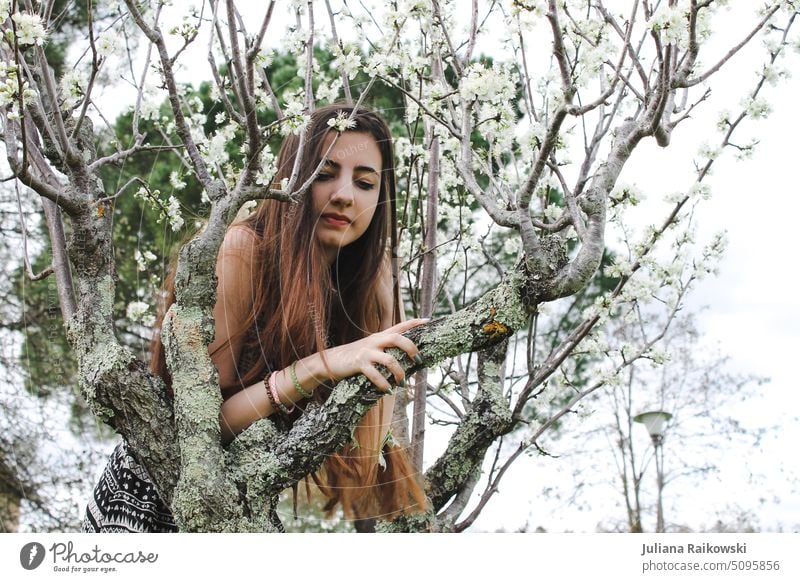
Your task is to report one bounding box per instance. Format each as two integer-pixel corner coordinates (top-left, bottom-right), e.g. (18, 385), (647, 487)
(426, 338), (512, 515)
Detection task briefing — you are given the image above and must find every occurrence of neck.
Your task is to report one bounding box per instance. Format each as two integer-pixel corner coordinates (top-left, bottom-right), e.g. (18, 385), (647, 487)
(323, 249), (337, 267)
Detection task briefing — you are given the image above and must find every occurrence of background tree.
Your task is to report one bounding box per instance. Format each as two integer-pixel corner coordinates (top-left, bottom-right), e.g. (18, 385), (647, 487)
(0, 0), (796, 532)
(529, 302), (774, 533)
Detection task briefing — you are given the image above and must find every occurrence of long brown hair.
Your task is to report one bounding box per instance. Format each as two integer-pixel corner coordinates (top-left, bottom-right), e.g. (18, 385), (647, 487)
(151, 103), (426, 522)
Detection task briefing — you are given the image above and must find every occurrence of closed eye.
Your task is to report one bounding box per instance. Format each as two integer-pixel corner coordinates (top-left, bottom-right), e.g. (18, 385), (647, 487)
(357, 181), (377, 190)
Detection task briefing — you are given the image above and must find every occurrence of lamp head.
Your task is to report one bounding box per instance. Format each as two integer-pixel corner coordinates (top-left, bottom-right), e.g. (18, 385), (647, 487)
(633, 410), (673, 441)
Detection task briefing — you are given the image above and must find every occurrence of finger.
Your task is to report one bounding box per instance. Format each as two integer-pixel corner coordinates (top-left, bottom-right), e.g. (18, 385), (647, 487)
(376, 352), (405, 384)
(363, 365), (393, 392)
(387, 333), (419, 363)
(387, 318), (429, 333)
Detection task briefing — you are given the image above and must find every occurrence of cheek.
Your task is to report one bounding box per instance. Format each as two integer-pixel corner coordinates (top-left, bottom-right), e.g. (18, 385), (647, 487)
(310, 185), (324, 210)
(360, 198), (379, 225)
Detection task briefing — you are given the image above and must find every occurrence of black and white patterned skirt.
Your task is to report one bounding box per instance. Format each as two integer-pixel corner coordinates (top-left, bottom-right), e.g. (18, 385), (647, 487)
(82, 440), (178, 533)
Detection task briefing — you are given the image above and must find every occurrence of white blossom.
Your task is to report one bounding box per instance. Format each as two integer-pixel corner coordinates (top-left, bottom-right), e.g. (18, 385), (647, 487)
(363, 52), (393, 78)
(255, 147), (277, 186)
(59, 70), (84, 109)
(12, 12), (47, 47)
(761, 63), (789, 87)
(576, 403), (594, 420)
(743, 96), (772, 120)
(697, 141), (721, 161)
(607, 257), (633, 278)
(332, 48), (362, 80)
(663, 190), (687, 205)
(138, 85), (162, 121)
(327, 111), (357, 132)
(168, 18), (197, 42)
(610, 183), (644, 206)
(283, 28), (307, 55)
(598, 368), (623, 388)
(255, 48), (274, 68)
(0, 62), (35, 109)
(135, 249), (157, 272)
(315, 78), (342, 103)
(238, 200), (257, 219)
(688, 182), (712, 200)
(733, 139), (758, 161)
(716, 109), (731, 132)
(96, 33), (120, 59)
(580, 334), (609, 358)
(647, 5), (688, 47)
(396, 237), (412, 262)
(281, 99), (310, 135)
(126, 301), (150, 323)
(169, 171), (186, 191)
(459, 63), (516, 105)
(543, 203), (562, 223)
(203, 132), (229, 166)
(502, 236), (521, 256)
(404, 100), (420, 123)
(645, 346), (671, 367)
(166, 196), (184, 231)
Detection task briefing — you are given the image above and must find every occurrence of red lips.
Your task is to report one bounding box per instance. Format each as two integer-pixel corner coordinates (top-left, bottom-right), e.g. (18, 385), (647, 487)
(321, 213), (351, 223)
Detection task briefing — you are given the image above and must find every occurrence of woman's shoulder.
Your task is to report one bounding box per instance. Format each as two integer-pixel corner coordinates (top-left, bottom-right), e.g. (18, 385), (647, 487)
(226, 221), (259, 243)
(215, 223), (261, 301)
(220, 223), (259, 257)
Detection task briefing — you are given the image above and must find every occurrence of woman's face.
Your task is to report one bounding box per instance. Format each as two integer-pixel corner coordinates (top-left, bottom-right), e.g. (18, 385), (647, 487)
(311, 131), (383, 265)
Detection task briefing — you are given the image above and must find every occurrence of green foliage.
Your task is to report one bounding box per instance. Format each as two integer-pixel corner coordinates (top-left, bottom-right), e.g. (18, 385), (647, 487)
(43, 0), (92, 78)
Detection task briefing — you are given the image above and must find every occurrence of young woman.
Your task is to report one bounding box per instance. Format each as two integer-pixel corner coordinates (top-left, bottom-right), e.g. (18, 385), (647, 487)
(83, 104), (428, 532)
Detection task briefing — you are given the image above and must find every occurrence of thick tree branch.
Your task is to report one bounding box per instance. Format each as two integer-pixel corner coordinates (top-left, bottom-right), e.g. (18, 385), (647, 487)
(426, 338), (512, 517)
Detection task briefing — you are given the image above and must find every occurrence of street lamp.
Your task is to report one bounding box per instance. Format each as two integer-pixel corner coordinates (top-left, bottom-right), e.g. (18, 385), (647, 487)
(634, 410), (672, 533)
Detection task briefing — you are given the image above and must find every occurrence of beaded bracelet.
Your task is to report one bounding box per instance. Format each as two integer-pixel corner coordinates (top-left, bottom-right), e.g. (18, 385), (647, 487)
(264, 371), (295, 417)
(290, 361), (313, 399)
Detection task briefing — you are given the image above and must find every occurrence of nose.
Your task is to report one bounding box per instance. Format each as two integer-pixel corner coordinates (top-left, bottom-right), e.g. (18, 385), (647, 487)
(327, 175), (355, 207)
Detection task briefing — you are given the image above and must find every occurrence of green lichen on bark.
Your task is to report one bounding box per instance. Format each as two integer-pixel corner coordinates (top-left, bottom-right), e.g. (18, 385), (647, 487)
(227, 420), (286, 509)
(375, 508), (439, 533)
(407, 265), (528, 371)
(424, 339), (512, 512)
(163, 303), (243, 531)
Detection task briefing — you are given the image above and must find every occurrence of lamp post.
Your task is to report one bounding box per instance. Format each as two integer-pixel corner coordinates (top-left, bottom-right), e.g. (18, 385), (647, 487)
(634, 410), (672, 533)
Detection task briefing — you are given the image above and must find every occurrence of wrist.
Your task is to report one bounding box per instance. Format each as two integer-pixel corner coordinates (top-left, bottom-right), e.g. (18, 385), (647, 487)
(305, 349), (338, 384)
(265, 371), (295, 417)
(288, 362), (313, 399)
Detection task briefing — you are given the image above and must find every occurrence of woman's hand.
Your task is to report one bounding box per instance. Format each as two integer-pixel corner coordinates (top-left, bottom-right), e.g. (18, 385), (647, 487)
(323, 318), (428, 391)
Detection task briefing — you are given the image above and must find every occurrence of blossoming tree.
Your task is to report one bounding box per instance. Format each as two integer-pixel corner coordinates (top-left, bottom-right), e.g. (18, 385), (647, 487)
(1, 0), (797, 532)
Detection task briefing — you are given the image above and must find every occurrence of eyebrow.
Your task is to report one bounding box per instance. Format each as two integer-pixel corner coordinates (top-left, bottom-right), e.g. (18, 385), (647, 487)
(321, 158), (380, 176)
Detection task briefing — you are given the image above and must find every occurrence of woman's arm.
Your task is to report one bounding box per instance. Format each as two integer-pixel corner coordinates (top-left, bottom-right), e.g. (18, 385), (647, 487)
(213, 237), (424, 445)
(207, 225), (259, 390)
(218, 321), (425, 445)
